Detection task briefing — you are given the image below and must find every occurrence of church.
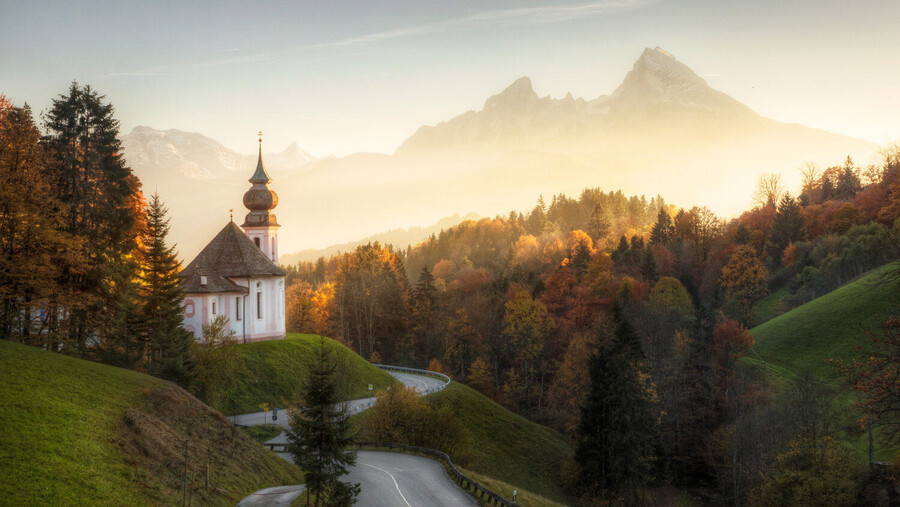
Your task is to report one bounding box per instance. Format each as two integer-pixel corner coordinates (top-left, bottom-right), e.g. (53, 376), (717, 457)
(180, 135), (286, 343)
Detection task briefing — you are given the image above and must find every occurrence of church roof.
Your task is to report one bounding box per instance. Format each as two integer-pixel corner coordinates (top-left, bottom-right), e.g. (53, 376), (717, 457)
(180, 221), (285, 294)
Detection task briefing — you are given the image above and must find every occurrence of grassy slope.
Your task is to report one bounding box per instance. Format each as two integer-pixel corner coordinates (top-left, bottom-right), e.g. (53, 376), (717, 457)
(745, 262), (900, 460)
(219, 333), (395, 415)
(0, 340), (302, 506)
(748, 262), (900, 380)
(432, 383), (573, 503)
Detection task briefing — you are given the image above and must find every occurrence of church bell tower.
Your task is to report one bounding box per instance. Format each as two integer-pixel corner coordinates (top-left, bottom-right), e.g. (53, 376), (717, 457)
(241, 132), (280, 262)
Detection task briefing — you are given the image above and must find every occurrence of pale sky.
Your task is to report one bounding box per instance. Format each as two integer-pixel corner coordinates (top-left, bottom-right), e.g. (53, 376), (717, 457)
(2, 0), (899, 157)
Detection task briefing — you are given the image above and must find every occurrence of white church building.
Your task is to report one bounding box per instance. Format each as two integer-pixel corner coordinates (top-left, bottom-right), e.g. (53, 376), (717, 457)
(180, 137), (286, 343)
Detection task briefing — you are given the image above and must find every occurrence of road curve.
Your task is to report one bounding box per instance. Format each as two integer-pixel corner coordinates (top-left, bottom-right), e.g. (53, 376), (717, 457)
(235, 484), (306, 507)
(238, 370), (468, 506)
(275, 451), (476, 507)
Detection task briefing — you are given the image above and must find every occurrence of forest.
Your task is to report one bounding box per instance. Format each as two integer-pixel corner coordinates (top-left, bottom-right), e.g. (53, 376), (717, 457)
(282, 152), (900, 502)
(2, 84), (899, 504)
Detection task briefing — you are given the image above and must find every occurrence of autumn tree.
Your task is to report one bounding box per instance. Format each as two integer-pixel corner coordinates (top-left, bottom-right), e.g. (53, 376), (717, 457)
(720, 246), (768, 321)
(0, 99), (75, 343)
(502, 290), (555, 414)
(443, 309), (483, 382)
(832, 316), (900, 446)
(286, 281), (317, 333)
(753, 173), (785, 208)
(710, 318), (757, 417)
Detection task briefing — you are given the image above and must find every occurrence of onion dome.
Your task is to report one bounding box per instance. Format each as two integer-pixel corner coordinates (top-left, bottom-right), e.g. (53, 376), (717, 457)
(242, 135), (279, 227)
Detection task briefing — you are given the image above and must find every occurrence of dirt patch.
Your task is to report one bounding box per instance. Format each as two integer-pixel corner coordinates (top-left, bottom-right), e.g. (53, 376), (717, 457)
(116, 384), (303, 505)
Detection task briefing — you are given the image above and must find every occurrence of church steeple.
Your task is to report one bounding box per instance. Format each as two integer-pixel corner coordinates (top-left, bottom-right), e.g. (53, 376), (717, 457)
(249, 131), (271, 184)
(242, 131), (279, 228)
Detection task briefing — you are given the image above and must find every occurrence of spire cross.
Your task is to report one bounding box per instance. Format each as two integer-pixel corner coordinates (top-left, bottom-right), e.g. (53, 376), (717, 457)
(258, 130), (263, 146)
(229, 209), (233, 221)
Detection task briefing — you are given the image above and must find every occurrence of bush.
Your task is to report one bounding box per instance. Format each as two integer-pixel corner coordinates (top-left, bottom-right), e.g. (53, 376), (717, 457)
(747, 436), (861, 506)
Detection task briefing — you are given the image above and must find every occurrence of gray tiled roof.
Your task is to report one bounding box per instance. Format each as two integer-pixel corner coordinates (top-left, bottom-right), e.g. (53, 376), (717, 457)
(180, 221), (285, 294)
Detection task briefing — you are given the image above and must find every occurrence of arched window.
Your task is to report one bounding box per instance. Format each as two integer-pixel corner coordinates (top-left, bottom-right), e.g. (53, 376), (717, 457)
(256, 282), (263, 320)
(235, 296), (242, 321)
(211, 300), (217, 315)
(184, 301), (195, 318)
(254, 237), (260, 248)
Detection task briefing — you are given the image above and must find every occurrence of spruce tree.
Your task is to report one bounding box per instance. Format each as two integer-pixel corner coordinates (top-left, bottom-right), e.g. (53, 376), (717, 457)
(286, 340), (359, 506)
(43, 82), (143, 355)
(650, 208), (674, 245)
(766, 193), (805, 267)
(587, 203), (611, 242)
(140, 193), (192, 386)
(575, 305), (655, 502)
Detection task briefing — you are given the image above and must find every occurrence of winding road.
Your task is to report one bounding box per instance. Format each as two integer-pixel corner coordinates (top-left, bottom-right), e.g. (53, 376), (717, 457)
(236, 369), (471, 506)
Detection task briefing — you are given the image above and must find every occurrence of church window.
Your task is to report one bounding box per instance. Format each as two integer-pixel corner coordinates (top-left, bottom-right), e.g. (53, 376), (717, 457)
(254, 237), (261, 248)
(256, 282), (263, 319)
(235, 297), (242, 321)
(212, 300), (217, 315)
(185, 301), (195, 318)
(200, 275), (207, 286)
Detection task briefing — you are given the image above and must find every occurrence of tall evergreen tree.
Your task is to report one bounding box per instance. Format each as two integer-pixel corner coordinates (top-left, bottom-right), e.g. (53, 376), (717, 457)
(650, 208), (675, 245)
(641, 247), (660, 284)
(43, 82), (144, 355)
(587, 203), (611, 242)
(139, 193), (192, 385)
(766, 193), (805, 267)
(286, 340), (359, 507)
(575, 305), (655, 502)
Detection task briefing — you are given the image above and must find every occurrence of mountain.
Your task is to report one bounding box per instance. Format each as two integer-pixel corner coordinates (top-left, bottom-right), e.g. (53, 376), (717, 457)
(121, 127), (316, 260)
(279, 212), (481, 265)
(121, 48), (877, 263)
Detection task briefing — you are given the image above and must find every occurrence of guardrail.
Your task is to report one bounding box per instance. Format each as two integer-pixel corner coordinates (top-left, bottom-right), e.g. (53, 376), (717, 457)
(353, 441), (517, 506)
(373, 364), (452, 392)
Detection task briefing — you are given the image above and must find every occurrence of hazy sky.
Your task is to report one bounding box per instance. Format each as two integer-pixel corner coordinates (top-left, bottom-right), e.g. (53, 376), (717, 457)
(3, 0), (899, 157)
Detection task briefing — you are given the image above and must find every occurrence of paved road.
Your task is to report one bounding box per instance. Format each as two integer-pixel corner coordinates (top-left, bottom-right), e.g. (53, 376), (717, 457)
(273, 451), (474, 507)
(236, 370), (465, 506)
(235, 485), (306, 507)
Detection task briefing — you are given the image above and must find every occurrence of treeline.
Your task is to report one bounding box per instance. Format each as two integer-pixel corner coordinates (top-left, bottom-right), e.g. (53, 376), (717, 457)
(283, 150), (900, 502)
(0, 86), (193, 387)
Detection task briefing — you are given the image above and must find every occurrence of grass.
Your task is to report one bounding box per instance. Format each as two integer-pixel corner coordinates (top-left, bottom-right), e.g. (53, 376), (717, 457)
(749, 262), (900, 380)
(0, 340), (303, 505)
(744, 262), (900, 460)
(240, 424), (284, 443)
(459, 468), (568, 507)
(219, 333), (396, 415)
(751, 286), (790, 325)
(355, 381), (574, 503)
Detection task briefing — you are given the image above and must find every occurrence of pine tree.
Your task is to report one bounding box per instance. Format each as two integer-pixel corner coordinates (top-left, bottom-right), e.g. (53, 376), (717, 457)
(140, 193), (192, 386)
(43, 82), (144, 355)
(587, 203), (611, 242)
(766, 193), (805, 267)
(575, 305), (655, 502)
(650, 208), (675, 245)
(641, 247), (660, 284)
(286, 340), (359, 507)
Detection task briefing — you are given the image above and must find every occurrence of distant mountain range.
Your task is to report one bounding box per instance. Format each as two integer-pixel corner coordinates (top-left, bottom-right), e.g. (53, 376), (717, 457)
(121, 47), (876, 263)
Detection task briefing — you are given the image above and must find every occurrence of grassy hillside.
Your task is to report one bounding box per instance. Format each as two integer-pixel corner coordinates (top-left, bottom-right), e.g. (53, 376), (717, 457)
(748, 262), (900, 380)
(0, 340), (303, 506)
(745, 262), (900, 460)
(219, 333), (396, 415)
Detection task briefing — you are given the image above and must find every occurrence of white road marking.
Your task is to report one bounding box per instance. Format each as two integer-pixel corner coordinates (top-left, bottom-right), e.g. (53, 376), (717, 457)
(362, 463), (413, 507)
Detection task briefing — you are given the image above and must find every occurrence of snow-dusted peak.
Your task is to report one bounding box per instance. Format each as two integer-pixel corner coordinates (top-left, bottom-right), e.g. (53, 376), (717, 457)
(608, 47), (755, 117)
(483, 76), (539, 112)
